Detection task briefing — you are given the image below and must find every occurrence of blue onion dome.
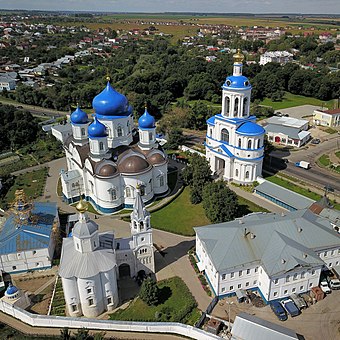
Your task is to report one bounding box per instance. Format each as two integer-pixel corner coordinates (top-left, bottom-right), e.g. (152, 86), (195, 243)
(70, 106), (88, 124)
(223, 75), (251, 90)
(92, 81), (130, 117)
(88, 116), (107, 138)
(138, 107), (155, 129)
(6, 283), (18, 295)
(236, 122), (265, 136)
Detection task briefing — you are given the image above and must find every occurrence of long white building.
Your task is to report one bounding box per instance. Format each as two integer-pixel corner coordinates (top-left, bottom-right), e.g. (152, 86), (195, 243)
(205, 50), (265, 184)
(195, 207), (340, 303)
(52, 81), (168, 214)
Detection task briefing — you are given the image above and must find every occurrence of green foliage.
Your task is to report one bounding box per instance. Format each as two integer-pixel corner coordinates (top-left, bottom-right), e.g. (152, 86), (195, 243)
(110, 277), (198, 324)
(165, 128), (185, 150)
(202, 180), (239, 223)
(182, 154), (212, 204)
(139, 278), (160, 306)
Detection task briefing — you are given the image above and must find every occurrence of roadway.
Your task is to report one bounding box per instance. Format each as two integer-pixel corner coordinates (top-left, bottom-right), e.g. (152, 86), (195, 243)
(266, 133), (340, 195)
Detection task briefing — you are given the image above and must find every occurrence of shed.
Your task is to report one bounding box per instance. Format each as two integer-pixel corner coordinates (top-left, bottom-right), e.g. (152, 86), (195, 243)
(206, 318), (222, 335)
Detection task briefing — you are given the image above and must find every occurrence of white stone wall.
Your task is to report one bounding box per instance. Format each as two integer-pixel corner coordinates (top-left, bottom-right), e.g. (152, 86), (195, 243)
(0, 300), (220, 340)
(62, 277), (82, 317)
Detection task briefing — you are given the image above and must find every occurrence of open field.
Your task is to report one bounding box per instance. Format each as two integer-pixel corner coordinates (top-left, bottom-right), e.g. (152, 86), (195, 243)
(260, 92), (335, 110)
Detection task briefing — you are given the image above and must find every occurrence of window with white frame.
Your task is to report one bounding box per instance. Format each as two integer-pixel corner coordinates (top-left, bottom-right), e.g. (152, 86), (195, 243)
(246, 269), (250, 275)
(274, 279), (279, 284)
(230, 285), (234, 290)
(231, 272), (234, 278)
(273, 292), (278, 297)
(222, 274), (226, 280)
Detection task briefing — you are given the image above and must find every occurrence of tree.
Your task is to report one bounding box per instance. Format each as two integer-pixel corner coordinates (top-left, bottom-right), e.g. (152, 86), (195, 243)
(202, 181), (239, 223)
(139, 278), (159, 306)
(182, 154), (212, 204)
(74, 328), (89, 340)
(165, 128), (185, 150)
(60, 327), (71, 340)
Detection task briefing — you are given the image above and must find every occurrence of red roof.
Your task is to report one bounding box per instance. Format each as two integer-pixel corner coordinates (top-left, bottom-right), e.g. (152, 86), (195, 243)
(321, 108), (340, 115)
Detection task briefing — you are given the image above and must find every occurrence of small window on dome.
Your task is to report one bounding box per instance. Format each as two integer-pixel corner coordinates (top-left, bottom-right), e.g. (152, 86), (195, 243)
(244, 81), (249, 87)
(226, 80), (231, 86)
(81, 128), (85, 136)
(117, 126), (123, 137)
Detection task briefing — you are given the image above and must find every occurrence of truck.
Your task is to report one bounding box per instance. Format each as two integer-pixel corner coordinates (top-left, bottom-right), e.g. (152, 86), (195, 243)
(295, 161), (310, 170)
(290, 293), (307, 310)
(280, 298), (300, 317)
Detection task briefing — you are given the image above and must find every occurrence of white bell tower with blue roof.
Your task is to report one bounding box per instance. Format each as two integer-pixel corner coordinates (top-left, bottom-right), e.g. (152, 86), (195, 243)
(205, 49), (265, 184)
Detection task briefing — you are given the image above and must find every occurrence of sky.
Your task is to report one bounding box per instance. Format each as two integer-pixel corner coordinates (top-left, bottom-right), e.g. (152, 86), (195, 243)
(0, 0), (339, 14)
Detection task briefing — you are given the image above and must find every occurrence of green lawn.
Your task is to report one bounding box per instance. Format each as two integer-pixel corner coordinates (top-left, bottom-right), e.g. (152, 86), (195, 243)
(110, 277), (199, 325)
(50, 278), (66, 316)
(260, 92), (334, 110)
(318, 154), (331, 167)
(336, 151), (340, 160)
(1, 168), (48, 208)
(151, 187), (210, 236)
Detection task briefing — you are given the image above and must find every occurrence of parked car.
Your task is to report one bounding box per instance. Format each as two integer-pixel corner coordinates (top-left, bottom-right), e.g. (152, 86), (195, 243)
(329, 279), (340, 290)
(290, 293), (307, 309)
(281, 299), (300, 317)
(270, 301), (288, 321)
(311, 138), (321, 144)
(320, 280), (331, 294)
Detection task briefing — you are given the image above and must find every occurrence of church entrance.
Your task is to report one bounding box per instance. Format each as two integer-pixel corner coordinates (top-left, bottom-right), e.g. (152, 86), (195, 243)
(215, 157), (225, 177)
(119, 263), (131, 278)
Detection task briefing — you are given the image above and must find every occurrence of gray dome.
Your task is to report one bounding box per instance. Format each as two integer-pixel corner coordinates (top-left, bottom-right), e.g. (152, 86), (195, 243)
(118, 155), (150, 174)
(72, 220), (98, 238)
(97, 164), (117, 177)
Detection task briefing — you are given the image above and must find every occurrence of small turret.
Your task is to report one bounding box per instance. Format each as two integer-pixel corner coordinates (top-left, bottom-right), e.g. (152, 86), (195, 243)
(138, 104), (156, 150)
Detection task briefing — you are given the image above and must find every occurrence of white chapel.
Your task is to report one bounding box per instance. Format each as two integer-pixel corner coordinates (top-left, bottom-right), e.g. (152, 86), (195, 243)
(205, 49), (265, 184)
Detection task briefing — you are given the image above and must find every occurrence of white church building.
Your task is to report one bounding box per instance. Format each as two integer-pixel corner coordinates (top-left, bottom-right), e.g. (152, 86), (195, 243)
(205, 50), (265, 184)
(59, 188), (155, 318)
(52, 80), (168, 214)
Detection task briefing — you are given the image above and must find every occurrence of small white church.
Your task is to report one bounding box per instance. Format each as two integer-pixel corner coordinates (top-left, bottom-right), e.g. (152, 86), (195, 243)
(52, 80), (168, 214)
(59, 187), (154, 318)
(205, 50), (265, 184)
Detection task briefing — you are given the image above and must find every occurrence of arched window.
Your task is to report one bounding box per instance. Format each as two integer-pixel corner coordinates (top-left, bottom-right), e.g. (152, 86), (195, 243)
(245, 171), (249, 179)
(210, 129), (212, 137)
(99, 141), (104, 151)
(238, 138), (242, 148)
(235, 169), (239, 177)
(127, 121), (130, 133)
(160, 176), (164, 187)
(149, 132), (153, 141)
(234, 98), (239, 117)
(125, 186), (131, 198)
(225, 96), (230, 115)
(117, 126), (123, 137)
(221, 129), (229, 143)
(247, 140), (252, 149)
(109, 187), (117, 200)
(81, 128), (85, 136)
(243, 98), (248, 116)
(257, 139), (261, 149)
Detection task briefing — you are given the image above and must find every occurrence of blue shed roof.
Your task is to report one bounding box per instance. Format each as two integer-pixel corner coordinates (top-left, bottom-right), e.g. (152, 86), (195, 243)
(236, 122), (265, 136)
(0, 202), (58, 255)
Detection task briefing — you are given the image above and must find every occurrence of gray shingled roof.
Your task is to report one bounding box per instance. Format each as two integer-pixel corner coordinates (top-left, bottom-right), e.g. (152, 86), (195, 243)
(59, 233), (116, 279)
(72, 219), (98, 238)
(195, 209), (339, 276)
(232, 312), (300, 340)
(265, 124), (302, 139)
(255, 180), (314, 210)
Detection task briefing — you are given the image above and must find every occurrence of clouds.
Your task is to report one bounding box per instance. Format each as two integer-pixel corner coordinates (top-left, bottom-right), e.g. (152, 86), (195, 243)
(0, 0), (339, 14)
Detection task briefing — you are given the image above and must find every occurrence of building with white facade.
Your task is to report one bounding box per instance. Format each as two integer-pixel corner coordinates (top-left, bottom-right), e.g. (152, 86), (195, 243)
(264, 116), (311, 148)
(52, 81), (168, 214)
(259, 51), (293, 65)
(313, 108), (340, 128)
(205, 50), (265, 184)
(1, 283), (30, 310)
(195, 208), (340, 303)
(0, 190), (59, 274)
(59, 188), (155, 318)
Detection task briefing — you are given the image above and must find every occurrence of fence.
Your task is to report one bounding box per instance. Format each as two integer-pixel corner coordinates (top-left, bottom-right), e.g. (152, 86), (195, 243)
(0, 300), (221, 340)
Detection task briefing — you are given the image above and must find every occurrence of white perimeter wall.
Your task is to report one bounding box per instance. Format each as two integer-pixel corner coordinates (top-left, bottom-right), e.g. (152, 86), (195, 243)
(0, 300), (220, 340)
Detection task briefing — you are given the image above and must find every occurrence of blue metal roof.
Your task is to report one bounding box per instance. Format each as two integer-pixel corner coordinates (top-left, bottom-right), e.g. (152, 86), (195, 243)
(236, 122), (265, 136)
(222, 75), (251, 90)
(138, 108), (155, 129)
(92, 81), (130, 118)
(88, 116), (107, 138)
(220, 144), (234, 157)
(0, 202), (58, 255)
(207, 116), (216, 126)
(6, 284), (18, 295)
(70, 106), (88, 125)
